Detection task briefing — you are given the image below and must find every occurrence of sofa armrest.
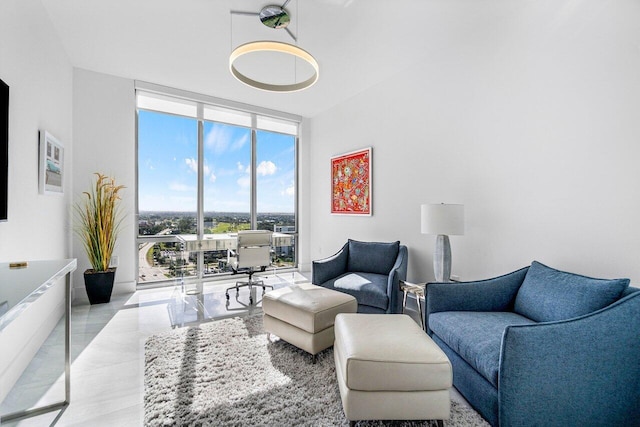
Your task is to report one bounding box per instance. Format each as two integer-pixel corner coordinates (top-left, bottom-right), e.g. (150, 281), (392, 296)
(425, 267), (528, 334)
(427, 266), (528, 314)
(386, 245), (408, 313)
(498, 291), (640, 426)
(312, 242), (349, 285)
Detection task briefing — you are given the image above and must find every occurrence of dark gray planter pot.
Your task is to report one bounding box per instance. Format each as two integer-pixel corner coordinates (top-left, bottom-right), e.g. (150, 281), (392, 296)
(84, 268), (116, 304)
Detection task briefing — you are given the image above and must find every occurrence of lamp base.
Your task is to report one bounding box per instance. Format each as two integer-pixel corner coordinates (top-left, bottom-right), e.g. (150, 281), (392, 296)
(434, 234), (452, 282)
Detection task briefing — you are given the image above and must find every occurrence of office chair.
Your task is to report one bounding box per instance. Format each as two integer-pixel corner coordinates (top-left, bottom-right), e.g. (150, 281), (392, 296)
(225, 230), (273, 305)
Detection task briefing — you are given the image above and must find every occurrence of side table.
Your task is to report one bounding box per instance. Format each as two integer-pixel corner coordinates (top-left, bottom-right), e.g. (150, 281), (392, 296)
(399, 280), (428, 330)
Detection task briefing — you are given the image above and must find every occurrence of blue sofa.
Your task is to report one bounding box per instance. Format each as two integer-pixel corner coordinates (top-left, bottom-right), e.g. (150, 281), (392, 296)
(312, 239), (408, 314)
(425, 261), (640, 426)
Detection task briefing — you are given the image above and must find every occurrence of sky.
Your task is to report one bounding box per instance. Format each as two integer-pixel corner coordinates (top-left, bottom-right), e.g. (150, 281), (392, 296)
(138, 110), (295, 213)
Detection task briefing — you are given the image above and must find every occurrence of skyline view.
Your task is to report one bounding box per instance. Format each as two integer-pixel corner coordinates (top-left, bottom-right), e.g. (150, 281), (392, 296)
(137, 107), (298, 283)
(138, 110), (295, 214)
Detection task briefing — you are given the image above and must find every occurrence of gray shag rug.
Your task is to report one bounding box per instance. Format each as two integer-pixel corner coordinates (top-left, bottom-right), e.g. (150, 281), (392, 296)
(144, 315), (490, 427)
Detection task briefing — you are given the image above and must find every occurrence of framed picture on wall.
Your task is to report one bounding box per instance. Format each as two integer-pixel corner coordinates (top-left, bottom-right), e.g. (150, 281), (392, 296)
(331, 147), (372, 215)
(39, 131), (64, 195)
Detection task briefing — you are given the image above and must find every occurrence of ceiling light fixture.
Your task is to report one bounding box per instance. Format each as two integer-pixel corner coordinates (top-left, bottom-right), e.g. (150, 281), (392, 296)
(229, 2), (319, 93)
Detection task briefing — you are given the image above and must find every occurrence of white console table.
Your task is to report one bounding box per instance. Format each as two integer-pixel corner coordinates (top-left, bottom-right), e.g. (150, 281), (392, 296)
(0, 259), (76, 423)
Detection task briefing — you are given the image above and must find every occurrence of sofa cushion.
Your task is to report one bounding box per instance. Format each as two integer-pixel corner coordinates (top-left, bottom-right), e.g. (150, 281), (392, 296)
(321, 272), (389, 310)
(347, 239), (399, 275)
(514, 261), (630, 322)
(429, 311), (536, 387)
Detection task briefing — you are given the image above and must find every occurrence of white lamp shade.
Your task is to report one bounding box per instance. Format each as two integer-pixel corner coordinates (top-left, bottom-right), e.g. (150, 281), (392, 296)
(421, 204), (464, 236)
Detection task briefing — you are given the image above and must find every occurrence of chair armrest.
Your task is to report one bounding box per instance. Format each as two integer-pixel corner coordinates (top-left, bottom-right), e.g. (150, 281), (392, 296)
(386, 245), (408, 313)
(312, 242), (349, 285)
(498, 291), (640, 426)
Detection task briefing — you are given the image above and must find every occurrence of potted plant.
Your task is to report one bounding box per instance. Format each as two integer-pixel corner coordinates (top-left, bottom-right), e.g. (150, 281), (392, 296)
(75, 173), (125, 304)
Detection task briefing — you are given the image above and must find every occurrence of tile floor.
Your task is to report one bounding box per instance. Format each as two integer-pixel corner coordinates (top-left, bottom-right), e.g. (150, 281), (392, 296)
(1, 271), (470, 427)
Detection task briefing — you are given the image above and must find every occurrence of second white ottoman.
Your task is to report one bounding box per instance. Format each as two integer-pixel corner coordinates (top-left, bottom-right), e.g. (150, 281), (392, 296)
(334, 313), (452, 426)
(263, 283), (357, 362)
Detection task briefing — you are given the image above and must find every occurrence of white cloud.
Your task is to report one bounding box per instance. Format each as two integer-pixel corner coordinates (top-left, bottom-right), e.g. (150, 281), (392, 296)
(237, 162), (244, 171)
(257, 160), (277, 176)
(284, 183), (295, 196)
(209, 172), (217, 183)
(185, 158), (213, 181)
(232, 133), (249, 151)
(205, 126), (249, 154)
(185, 158), (198, 173)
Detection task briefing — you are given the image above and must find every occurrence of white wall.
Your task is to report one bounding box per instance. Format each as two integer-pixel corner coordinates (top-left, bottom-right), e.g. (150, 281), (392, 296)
(0, 0), (73, 262)
(297, 118), (312, 272)
(0, 0), (73, 401)
(72, 69), (136, 302)
(306, 0), (640, 284)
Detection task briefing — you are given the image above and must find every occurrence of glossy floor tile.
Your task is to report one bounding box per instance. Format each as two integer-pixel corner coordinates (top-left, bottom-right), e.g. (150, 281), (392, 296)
(1, 271), (469, 427)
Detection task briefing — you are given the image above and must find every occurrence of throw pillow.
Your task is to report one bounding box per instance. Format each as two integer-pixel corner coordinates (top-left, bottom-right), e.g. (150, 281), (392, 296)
(513, 261), (629, 322)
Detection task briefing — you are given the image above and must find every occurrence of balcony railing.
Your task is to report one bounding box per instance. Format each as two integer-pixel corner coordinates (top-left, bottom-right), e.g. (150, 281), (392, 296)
(136, 232), (296, 285)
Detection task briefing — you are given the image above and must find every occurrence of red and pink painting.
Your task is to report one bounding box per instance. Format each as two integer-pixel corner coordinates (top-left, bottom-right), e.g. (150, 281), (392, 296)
(331, 147), (372, 215)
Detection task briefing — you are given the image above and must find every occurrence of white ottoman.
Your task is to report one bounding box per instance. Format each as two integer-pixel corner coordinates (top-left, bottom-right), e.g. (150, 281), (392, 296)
(263, 283), (357, 362)
(334, 313), (452, 426)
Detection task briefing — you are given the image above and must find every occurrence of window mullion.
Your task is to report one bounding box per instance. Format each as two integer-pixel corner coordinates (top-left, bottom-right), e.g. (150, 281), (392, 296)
(197, 103), (204, 282)
(250, 115), (257, 229)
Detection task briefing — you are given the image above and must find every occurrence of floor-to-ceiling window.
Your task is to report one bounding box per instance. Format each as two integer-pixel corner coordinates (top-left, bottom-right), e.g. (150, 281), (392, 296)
(136, 86), (299, 286)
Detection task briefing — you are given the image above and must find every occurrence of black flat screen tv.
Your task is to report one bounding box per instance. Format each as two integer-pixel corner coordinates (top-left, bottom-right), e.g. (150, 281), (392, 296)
(1, 78), (8, 222)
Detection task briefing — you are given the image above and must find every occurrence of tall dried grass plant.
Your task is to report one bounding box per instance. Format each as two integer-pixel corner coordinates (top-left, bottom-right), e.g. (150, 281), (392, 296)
(75, 173), (125, 272)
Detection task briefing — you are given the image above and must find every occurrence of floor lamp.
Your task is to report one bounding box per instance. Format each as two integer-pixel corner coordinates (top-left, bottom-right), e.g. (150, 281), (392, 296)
(421, 204), (464, 282)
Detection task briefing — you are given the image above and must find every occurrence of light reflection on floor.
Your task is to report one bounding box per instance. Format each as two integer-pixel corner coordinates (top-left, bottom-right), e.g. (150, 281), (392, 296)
(0, 271), (308, 426)
(0, 270), (457, 427)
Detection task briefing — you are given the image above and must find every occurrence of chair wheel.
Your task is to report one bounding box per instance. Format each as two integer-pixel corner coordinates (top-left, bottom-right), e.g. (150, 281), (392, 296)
(249, 297), (253, 305)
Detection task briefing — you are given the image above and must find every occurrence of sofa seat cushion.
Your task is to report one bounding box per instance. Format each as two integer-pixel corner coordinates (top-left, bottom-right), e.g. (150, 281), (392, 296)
(320, 272), (389, 310)
(347, 239), (399, 275)
(429, 311), (536, 387)
(514, 261), (630, 322)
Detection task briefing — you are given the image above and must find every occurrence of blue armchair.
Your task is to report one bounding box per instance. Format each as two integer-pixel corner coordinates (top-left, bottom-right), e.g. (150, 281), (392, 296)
(425, 261), (640, 426)
(312, 239), (408, 314)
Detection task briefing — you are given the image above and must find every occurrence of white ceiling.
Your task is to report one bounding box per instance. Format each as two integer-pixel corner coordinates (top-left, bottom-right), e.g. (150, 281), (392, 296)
(39, 0), (444, 117)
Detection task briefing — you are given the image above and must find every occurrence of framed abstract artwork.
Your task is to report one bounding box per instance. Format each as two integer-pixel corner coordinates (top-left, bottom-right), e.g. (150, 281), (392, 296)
(39, 131), (64, 195)
(331, 147), (372, 215)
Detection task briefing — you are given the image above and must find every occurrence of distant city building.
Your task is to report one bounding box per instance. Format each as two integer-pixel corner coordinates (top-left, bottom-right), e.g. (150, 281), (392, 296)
(274, 225), (295, 256)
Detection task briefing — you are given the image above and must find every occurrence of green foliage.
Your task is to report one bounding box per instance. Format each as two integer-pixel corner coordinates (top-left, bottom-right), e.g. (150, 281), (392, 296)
(210, 222), (250, 233)
(75, 173), (125, 272)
